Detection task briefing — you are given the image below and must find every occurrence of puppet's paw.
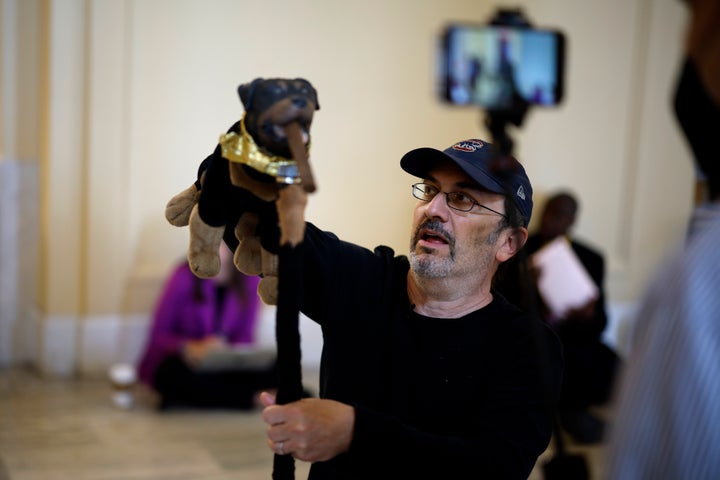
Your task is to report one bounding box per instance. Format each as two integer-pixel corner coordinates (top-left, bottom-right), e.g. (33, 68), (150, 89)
(234, 236), (263, 275)
(257, 275), (279, 305)
(235, 212), (260, 241)
(233, 213), (263, 275)
(256, 250), (279, 305)
(165, 184), (200, 227)
(187, 206), (224, 278)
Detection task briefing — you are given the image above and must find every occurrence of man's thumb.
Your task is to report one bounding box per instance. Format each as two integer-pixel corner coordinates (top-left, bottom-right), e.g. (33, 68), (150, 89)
(259, 391), (276, 407)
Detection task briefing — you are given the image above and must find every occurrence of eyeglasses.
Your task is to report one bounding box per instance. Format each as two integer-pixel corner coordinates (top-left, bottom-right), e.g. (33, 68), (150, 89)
(411, 183), (507, 218)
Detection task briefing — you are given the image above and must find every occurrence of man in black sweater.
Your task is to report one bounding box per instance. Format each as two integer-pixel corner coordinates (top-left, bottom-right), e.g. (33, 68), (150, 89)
(259, 139), (563, 479)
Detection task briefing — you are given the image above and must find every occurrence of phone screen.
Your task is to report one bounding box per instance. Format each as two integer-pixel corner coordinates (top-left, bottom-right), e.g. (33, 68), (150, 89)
(439, 24), (565, 109)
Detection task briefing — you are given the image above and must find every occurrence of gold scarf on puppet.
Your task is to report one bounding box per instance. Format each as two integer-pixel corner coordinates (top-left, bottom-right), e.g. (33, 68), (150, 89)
(218, 115), (305, 185)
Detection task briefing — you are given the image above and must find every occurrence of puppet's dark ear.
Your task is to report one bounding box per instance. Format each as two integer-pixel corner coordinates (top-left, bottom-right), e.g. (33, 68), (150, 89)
(238, 78), (262, 110)
(295, 78), (320, 110)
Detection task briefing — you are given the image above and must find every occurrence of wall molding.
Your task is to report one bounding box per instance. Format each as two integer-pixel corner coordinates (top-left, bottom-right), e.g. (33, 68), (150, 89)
(34, 306), (324, 379)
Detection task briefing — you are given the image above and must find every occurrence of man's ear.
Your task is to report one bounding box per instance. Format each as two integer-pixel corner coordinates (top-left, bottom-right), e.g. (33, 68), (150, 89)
(497, 227), (528, 263)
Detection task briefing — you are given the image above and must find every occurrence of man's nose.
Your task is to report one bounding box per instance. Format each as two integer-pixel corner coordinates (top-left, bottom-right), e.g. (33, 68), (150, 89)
(424, 193), (450, 218)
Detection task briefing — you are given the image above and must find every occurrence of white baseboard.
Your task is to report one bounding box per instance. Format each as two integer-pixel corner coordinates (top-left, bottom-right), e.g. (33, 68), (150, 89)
(36, 306), (325, 379)
(37, 314), (79, 377)
(78, 314), (150, 377)
(604, 301), (639, 359)
(255, 305), (323, 368)
(36, 313), (151, 378)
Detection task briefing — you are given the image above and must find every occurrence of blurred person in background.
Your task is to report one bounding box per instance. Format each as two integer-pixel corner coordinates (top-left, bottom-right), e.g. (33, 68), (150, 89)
(137, 243), (277, 410)
(602, 0), (720, 477)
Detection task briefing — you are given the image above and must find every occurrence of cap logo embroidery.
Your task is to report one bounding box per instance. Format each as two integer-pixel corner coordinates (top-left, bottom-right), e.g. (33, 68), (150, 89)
(516, 185), (526, 200)
(452, 139), (484, 153)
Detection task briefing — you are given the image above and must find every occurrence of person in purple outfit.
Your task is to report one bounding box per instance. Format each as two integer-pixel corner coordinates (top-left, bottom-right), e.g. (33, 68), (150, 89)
(137, 242), (275, 410)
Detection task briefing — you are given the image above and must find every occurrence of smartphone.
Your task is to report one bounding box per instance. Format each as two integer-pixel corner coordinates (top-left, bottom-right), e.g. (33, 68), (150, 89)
(438, 23), (565, 109)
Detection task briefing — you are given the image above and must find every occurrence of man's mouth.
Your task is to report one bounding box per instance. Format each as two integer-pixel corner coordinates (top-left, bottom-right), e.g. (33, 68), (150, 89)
(417, 228), (449, 246)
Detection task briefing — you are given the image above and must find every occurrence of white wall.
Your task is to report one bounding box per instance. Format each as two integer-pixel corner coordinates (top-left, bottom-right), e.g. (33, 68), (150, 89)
(0, 0), (695, 375)
(124, 0), (692, 301)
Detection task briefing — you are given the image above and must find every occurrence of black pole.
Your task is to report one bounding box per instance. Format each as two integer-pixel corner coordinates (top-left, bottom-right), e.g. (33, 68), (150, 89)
(272, 244), (306, 480)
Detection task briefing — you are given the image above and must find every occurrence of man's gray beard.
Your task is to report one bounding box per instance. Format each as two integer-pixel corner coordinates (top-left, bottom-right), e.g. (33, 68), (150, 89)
(409, 251), (453, 278)
(408, 221), (504, 279)
(409, 220), (455, 278)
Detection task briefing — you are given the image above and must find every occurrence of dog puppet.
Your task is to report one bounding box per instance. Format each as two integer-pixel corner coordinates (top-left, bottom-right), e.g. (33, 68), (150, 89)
(164, 77), (320, 304)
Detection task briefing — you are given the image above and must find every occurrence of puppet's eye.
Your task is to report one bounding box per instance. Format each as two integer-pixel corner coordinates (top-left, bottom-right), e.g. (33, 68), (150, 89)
(267, 83), (285, 96)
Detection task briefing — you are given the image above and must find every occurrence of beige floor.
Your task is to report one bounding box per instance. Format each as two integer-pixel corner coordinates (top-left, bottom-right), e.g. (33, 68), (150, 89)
(0, 367), (605, 479)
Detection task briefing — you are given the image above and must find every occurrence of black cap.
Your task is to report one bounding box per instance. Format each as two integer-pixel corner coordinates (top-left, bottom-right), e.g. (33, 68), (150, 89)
(400, 139), (533, 227)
